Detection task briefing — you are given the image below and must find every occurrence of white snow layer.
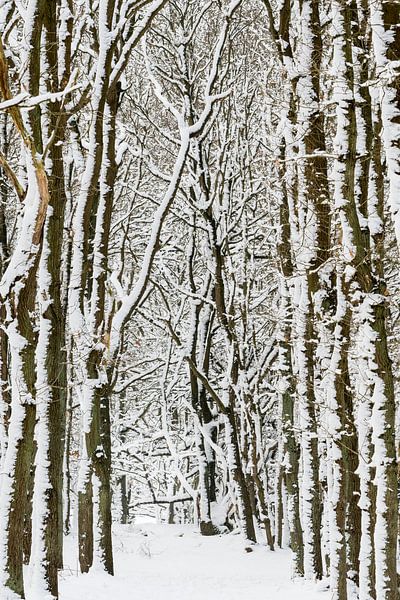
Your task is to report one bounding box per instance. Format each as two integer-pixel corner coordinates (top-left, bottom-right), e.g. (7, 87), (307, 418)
(21, 523), (327, 600)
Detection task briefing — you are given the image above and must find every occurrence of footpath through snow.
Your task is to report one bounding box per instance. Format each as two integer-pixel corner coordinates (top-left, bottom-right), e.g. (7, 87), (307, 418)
(59, 523), (327, 600)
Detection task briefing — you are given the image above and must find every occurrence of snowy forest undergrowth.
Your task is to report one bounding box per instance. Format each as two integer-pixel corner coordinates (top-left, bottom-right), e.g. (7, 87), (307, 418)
(59, 523), (325, 600)
(0, 0), (400, 599)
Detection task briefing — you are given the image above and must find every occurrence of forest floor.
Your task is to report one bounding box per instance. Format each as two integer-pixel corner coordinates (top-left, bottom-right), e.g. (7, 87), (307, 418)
(58, 523), (328, 600)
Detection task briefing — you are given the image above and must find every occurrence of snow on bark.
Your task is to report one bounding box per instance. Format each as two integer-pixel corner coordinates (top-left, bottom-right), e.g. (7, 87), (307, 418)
(370, 0), (400, 247)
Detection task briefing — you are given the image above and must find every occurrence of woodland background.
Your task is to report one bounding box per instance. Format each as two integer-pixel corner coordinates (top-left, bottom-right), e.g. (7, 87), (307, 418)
(0, 1), (399, 599)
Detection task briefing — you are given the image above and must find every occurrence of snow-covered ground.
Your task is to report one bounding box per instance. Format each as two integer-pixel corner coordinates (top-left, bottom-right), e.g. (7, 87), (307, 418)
(59, 523), (328, 600)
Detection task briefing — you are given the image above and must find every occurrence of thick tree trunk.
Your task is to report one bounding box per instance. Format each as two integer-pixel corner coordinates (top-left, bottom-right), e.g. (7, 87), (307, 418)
(333, 3), (398, 598)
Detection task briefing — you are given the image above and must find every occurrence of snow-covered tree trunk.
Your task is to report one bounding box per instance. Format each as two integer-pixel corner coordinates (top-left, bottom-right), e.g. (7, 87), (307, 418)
(186, 267), (218, 535)
(68, 0), (169, 573)
(332, 2), (398, 598)
(325, 266), (349, 600)
(0, 114), (10, 461)
(275, 126), (304, 573)
(0, 3), (50, 594)
(29, 3), (73, 596)
(370, 0), (400, 248)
